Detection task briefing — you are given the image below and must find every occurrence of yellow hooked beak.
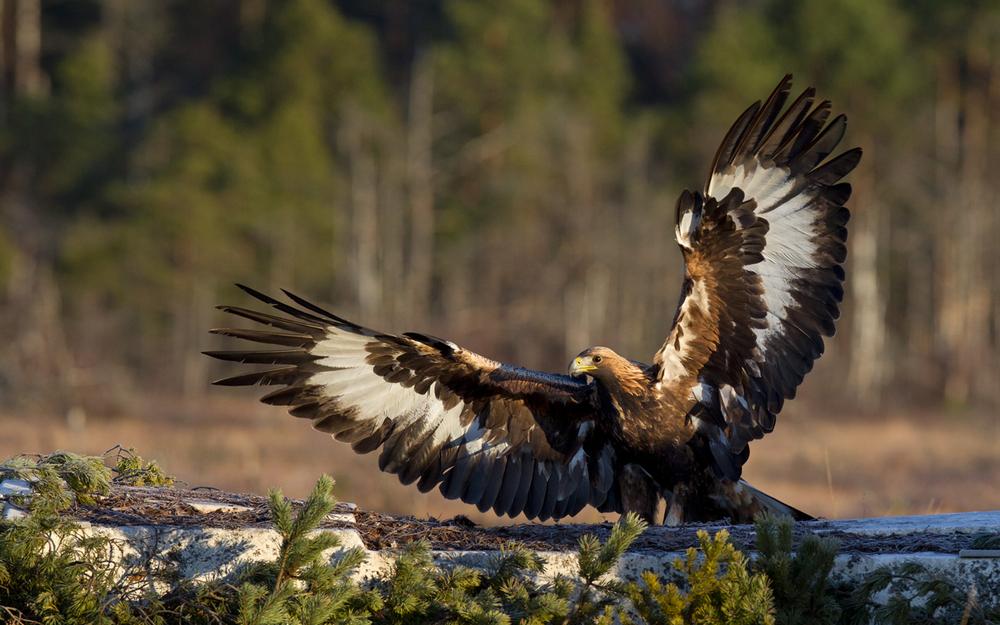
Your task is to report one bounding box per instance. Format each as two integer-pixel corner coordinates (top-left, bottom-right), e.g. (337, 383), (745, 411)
(570, 356), (597, 375)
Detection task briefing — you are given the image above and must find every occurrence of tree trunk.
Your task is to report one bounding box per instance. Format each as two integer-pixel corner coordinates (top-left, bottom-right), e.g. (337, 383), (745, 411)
(406, 52), (435, 324)
(847, 138), (886, 405)
(341, 110), (381, 320)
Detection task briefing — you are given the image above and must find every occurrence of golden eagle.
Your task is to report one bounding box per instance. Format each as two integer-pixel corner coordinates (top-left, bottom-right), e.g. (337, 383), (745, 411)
(207, 76), (859, 525)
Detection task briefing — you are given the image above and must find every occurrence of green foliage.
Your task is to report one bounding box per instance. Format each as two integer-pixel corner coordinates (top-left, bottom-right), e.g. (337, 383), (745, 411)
(623, 529), (775, 625)
(0, 453), (124, 624)
(569, 512), (648, 624)
(433, 0), (631, 246)
(754, 513), (841, 625)
(1, 451), (112, 511)
(0, 457), (646, 625)
(694, 0), (921, 127)
(578, 512), (648, 585)
(42, 34), (121, 202)
(221, 475), (371, 625)
(0, 227), (14, 291)
(840, 562), (1000, 625)
(0, 461), (648, 625)
(108, 446), (175, 487)
(753, 514), (1000, 625)
(2, 454), (996, 624)
(488, 544), (572, 624)
(367, 514), (647, 625)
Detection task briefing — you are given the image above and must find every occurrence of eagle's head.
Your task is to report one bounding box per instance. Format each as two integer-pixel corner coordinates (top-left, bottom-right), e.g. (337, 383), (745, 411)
(569, 346), (624, 382)
(570, 347), (650, 397)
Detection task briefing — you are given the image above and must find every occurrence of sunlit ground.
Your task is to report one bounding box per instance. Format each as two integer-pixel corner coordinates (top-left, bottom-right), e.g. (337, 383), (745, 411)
(3, 395), (997, 524)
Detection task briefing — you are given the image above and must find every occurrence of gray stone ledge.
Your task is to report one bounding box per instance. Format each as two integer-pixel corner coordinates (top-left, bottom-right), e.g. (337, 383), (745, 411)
(68, 509), (999, 599)
(3, 483), (997, 599)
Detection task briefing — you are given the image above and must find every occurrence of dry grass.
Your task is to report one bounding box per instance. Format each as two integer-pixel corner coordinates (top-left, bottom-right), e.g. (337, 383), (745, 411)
(2, 394), (996, 525)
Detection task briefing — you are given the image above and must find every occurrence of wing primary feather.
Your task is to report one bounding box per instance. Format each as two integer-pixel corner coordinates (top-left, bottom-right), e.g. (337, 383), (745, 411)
(773, 100), (830, 166)
(494, 454), (523, 515)
(335, 420), (383, 445)
(203, 349), (318, 365)
(523, 462), (549, 520)
(280, 289), (359, 327)
(235, 283), (333, 325)
(216, 305), (324, 333)
(354, 419), (396, 454)
(565, 475), (591, 517)
(776, 100), (831, 165)
(379, 416), (431, 473)
(810, 147), (862, 184)
(398, 425), (445, 485)
(706, 100), (762, 188)
(795, 114), (847, 172)
(732, 74), (792, 164)
(461, 452), (493, 509)
(209, 327), (314, 347)
(756, 87), (816, 161)
(260, 386), (311, 406)
(538, 468), (562, 521)
(289, 402), (322, 419)
(441, 452), (475, 500)
(211, 367), (300, 386)
(508, 457), (535, 517)
(314, 415), (364, 438)
(476, 454), (507, 512)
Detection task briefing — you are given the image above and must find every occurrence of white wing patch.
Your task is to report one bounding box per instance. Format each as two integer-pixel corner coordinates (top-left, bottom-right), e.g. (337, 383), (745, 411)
(305, 327), (597, 518)
(311, 332), (464, 440)
(657, 278), (712, 385)
(710, 163), (821, 347)
(676, 210), (697, 249)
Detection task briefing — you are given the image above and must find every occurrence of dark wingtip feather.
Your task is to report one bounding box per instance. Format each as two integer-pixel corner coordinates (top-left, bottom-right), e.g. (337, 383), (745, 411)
(280, 289), (356, 326)
(737, 75), (795, 159)
(707, 100), (763, 187)
(203, 349), (317, 364)
(209, 327), (314, 347)
(260, 386), (309, 405)
(214, 305), (325, 333)
(810, 147), (862, 184)
(235, 282), (278, 304)
(210, 367), (300, 386)
(232, 283), (331, 325)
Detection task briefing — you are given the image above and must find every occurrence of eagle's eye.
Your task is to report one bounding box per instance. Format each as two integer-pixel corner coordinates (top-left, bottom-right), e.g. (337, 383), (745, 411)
(592, 355), (602, 364)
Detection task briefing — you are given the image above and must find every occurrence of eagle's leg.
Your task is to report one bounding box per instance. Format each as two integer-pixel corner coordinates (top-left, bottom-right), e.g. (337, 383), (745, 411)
(663, 483), (689, 527)
(619, 463), (660, 524)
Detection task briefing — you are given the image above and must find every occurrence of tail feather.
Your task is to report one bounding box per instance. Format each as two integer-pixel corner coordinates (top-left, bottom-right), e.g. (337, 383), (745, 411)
(740, 480), (814, 521)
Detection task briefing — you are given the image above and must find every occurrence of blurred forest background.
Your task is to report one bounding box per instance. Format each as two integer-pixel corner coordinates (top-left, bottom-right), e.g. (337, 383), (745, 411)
(0, 0), (997, 521)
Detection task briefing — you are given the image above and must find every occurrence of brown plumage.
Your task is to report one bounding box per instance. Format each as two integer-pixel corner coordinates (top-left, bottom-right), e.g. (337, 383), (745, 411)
(207, 75), (858, 525)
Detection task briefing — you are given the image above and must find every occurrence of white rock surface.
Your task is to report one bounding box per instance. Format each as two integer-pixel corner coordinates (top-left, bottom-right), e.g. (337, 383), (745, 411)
(59, 508), (1000, 600)
(185, 499), (253, 514)
(810, 510), (1000, 536)
(2, 503), (28, 520)
(0, 478), (33, 520)
(0, 478), (33, 497)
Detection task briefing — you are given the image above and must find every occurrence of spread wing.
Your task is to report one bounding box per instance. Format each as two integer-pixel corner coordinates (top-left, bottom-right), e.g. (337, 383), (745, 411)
(206, 285), (618, 520)
(654, 75), (860, 478)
